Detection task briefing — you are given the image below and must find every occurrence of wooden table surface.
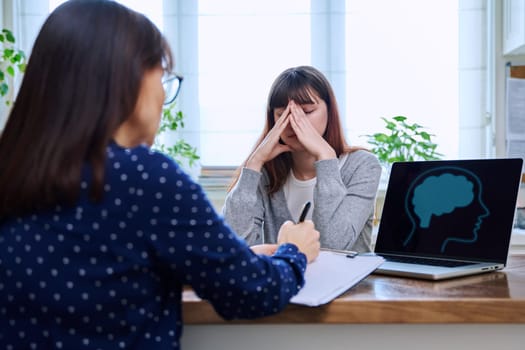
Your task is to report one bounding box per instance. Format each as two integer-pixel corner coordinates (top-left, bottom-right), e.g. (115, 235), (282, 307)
(182, 254), (525, 324)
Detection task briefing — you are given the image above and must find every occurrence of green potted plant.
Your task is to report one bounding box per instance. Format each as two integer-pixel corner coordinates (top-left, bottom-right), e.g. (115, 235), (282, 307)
(153, 101), (199, 167)
(365, 115), (442, 225)
(365, 115), (442, 187)
(366, 115), (442, 165)
(0, 28), (26, 128)
(0, 28), (26, 105)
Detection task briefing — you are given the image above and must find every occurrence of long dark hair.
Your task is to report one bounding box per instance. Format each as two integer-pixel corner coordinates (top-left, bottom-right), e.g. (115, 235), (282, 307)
(0, 0), (173, 219)
(230, 65), (361, 195)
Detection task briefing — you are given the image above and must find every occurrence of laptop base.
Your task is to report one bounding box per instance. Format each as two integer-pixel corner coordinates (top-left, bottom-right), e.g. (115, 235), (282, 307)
(374, 260), (504, 280)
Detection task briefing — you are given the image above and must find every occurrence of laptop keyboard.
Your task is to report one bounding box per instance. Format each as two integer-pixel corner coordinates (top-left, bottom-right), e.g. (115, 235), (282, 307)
(383, 255), (473, 267)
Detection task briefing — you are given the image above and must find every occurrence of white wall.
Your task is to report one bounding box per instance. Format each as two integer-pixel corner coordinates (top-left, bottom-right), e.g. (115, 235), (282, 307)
(459, 1), (492, 158)
(182, 324), (525, 350)
(494, 0), (525, 157)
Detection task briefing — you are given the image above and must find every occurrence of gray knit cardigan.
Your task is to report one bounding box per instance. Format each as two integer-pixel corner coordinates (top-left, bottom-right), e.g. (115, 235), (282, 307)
(222, 150), (382, 252)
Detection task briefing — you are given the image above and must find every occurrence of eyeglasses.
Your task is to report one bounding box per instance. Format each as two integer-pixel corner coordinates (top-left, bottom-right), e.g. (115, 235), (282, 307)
(162, 73), (183, 105)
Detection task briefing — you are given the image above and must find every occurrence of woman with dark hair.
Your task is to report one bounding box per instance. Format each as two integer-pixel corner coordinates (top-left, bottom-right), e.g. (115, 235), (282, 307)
(0, 1), (320, 348)
(224, 66), (381, 252)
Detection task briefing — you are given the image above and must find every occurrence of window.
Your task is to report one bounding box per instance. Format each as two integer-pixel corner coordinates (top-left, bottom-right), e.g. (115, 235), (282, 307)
(49, 0), (460, 166)
(49, 0), (163, 27)
(195, 1), (459, 166)
(197, 0), (311, 166)
(345, 0), (459, 159)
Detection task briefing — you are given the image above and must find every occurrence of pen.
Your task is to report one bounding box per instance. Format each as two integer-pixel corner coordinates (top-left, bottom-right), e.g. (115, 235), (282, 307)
(298, 201), (311, 223)
(320, 248), (359, 258)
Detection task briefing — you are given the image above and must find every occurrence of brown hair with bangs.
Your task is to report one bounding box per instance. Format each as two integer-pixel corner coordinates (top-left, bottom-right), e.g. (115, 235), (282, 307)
(230, 65), (363, 195)
(0, 0), (173, 220)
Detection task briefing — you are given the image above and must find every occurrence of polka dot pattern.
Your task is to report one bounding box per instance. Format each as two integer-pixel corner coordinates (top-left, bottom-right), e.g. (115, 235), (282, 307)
(0, 142), (306, 349)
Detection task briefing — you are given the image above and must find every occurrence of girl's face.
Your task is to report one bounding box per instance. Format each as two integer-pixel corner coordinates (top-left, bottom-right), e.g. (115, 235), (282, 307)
(273, 91), (328, 151)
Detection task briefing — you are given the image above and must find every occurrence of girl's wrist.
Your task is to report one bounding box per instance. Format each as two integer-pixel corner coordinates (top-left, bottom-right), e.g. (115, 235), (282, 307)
(316, 149), (337, 161)
(245, 156), (263, 171)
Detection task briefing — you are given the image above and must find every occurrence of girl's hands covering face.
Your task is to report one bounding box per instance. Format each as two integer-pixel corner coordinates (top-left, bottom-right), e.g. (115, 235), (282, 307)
(280, 98), (336, 161)
(245, 105), (293, 171)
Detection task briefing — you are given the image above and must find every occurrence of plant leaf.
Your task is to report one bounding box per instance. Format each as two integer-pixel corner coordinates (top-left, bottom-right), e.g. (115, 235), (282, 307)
(6, 65), (15, 77)
(5, 29), (15, 43)
(0, 82), (8, 96)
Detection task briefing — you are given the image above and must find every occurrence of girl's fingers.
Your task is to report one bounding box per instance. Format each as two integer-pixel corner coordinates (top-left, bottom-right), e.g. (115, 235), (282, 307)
(266, 105), (291, 143)
(290, 100), (302, 116)
(278, 104), (291, 121)
(289, 100), (309, 134)
(251, 106), (292, 161)
(274, 105), (291, 129)
(288, 99), (334, 159)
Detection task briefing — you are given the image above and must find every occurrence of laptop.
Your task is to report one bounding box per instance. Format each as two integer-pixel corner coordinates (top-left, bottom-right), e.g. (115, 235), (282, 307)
(373, 158), (523, 280)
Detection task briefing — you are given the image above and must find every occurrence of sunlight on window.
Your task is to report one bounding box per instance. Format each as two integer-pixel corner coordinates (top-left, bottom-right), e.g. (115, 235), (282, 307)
(346, 0), (459, 159)
(198, 0), (311, 166)
(49, 0), (163, 29)
(47, 0), (459, 164)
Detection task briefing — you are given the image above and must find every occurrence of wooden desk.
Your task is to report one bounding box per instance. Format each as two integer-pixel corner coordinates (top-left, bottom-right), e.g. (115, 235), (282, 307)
(183, 255), (525, 324)
(181, 255), (525, 349)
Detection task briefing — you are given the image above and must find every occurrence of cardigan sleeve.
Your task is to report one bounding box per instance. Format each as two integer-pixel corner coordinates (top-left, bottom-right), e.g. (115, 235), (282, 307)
(222, 167), (266, 245)
(313, 150), (381, 250)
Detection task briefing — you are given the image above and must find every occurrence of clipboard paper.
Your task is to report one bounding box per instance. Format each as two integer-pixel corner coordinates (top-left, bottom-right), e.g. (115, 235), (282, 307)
(290, 251), (384, 307)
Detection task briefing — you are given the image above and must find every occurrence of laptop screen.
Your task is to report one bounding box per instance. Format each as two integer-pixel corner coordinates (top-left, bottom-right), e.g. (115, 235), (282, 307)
(375, 158), (523, 263)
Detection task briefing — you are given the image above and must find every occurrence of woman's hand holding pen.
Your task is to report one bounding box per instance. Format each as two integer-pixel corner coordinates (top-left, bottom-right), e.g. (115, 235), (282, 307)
(277, 220), (320, 263)
(277, 201), (319, 263)
(245, 105), (292, 171)
(252, 221), (320, 263)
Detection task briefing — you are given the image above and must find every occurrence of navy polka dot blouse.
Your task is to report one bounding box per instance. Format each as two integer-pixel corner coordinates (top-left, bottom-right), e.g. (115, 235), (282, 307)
(0, 142), (307, 349)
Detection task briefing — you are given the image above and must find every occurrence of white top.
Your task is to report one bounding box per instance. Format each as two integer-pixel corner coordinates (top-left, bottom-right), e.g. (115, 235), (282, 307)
(284, 171), (316, 222)
(284, 154), (349, 223)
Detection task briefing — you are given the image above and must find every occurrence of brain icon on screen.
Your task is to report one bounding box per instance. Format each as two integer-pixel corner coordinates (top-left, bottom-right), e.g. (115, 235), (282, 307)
(402, 166), (490, 252)
(412, 173), (474, 228)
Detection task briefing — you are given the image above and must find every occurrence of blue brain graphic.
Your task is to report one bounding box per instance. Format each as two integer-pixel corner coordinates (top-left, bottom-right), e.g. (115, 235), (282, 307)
(412, 173), (474, 228)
